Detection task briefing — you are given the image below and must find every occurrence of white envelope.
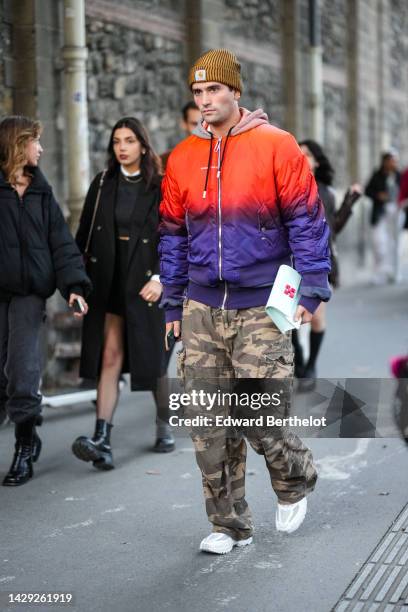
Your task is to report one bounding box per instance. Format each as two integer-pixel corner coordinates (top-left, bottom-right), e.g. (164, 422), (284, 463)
(265, 265), (302, 333)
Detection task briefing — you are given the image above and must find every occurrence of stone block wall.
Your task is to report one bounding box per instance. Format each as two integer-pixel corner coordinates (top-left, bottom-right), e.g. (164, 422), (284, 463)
(0, 2), (13, 117)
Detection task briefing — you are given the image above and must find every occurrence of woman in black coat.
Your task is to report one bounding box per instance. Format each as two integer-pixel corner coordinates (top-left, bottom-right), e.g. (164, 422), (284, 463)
(72, 117), (174, 471)
(0, 115), (90, 486)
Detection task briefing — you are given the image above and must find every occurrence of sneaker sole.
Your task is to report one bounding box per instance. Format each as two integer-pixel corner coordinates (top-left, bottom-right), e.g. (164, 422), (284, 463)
(200, 536), (253, 555)
(276, 501), (307, 534)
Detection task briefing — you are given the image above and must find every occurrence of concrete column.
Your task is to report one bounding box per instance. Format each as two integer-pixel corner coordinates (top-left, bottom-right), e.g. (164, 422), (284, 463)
(347, 0), (360, 182)
(282, 0), (302, 136)
(185, 0), (224, 67)
(62, 0), (90, 231)
(377, 0), (390, 151)
(307, 0), (324, 142)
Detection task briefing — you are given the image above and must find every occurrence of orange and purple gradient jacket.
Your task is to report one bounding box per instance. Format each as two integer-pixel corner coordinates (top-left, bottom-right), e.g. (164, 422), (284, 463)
(159, 108), (331, 322)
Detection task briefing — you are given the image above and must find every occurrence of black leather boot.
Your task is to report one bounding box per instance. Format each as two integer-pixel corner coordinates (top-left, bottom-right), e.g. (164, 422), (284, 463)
(3, 418), (36, 486)
(32, 414), (43, 463)
(292, 329), (305, 378)
(153, 436), (175, 453)
(153, 417), (175, 453)
(72, 419), (114, 470)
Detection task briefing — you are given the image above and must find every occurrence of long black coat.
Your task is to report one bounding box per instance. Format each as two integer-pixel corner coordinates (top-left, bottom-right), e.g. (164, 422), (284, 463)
(76, 170), (165, 391)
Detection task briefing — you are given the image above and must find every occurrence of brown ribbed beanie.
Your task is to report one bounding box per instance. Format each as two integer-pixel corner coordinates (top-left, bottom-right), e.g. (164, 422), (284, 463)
(189, 49), (243, 93)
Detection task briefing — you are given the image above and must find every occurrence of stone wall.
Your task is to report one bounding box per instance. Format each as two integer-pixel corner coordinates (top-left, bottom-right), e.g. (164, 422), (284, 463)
(223, 0), (282, 47)
(0, 2), (13, 117)
(85, 6), (186, 176)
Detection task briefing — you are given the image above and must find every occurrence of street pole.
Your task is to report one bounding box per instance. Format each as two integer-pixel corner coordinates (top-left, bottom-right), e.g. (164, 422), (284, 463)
(62, 0), (90, 231)
(308, 0), (324, 142)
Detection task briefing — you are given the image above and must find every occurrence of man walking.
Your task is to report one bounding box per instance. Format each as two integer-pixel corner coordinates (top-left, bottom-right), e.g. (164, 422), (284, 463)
(159, 49), (331, 554)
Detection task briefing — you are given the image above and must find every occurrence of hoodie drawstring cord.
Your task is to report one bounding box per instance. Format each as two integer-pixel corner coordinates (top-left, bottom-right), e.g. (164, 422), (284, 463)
(202, 133), (213, 199)
(202, 127), (233, 199)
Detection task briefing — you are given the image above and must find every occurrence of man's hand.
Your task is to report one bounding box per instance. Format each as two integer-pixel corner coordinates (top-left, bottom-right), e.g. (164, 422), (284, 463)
(69, 293), (88, 318)
(294, 305), (313, 325)
(139, 280), (162, 303)
(165, 320), (181, 350)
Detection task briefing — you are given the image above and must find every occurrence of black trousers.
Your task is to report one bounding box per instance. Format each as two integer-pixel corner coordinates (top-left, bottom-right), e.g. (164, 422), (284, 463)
(0, 295), (45, 424)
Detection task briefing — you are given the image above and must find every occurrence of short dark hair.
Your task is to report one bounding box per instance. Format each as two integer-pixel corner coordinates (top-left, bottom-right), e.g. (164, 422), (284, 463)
(381, 151), (397, 166)
(182, 101), (198, 122)
(298, 139), (335, 186)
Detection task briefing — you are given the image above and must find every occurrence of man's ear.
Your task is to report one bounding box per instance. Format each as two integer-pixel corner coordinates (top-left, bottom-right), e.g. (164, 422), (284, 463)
(234, 90), (241, 101)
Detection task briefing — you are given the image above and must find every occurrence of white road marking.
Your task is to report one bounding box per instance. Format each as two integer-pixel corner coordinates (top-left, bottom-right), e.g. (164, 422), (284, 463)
(315, 439), (371, 480)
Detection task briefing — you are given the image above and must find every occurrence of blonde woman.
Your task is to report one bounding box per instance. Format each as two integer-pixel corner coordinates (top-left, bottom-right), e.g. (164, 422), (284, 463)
(0, 115), (91, 486)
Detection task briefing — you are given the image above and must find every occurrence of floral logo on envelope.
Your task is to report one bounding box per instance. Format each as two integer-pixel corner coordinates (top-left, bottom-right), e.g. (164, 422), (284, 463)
(195, 69), (207, 81)
(284, 284), (296, 299)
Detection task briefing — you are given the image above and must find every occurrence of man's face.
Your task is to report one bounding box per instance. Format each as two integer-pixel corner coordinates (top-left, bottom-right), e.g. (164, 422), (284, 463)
(192, 82), (240, 127)
(181, 108), (202, 136)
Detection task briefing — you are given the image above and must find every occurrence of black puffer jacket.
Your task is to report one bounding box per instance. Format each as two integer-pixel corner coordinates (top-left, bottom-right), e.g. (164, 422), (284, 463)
(0, 167), (91, 301)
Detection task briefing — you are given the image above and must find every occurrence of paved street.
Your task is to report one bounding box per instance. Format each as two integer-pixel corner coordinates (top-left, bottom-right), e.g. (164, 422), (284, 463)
(1, 255), (408, 612)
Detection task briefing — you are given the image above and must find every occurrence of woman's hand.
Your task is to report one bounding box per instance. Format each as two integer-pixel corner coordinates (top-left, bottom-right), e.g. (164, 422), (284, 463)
(69, 293), (89, 318)
(139, 280), (162, 303)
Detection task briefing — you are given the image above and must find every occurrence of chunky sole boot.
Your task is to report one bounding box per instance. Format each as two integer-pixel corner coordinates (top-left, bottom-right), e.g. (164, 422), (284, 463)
(72, 419), (114, 470)
(152, 436), (175, 453)
(3, 419), (36, 486)
(72, 436), (114, 470)
(297, 366), (317, 393)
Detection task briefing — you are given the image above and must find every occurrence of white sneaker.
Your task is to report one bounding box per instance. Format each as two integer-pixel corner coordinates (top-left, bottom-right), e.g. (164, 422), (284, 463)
(275, 497), (307, 533)
(199, 532), (253, 554)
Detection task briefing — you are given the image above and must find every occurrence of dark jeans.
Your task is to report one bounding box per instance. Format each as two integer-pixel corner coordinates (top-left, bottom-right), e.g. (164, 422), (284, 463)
(0, 295), (45, 424)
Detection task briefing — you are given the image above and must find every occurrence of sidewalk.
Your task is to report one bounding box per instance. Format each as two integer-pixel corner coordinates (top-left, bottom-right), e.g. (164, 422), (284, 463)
(1, 249), (408, 612)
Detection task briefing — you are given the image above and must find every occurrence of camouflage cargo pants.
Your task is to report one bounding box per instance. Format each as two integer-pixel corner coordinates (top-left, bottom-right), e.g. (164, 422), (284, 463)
(178, 298), (317, 540)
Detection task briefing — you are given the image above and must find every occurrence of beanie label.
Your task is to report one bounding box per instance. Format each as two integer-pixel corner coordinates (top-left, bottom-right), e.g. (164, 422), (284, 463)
(195, 69), (207, 81)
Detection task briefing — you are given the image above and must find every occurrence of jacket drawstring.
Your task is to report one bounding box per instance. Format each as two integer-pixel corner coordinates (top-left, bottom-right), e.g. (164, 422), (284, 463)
(202, 127), (233, 199)
(202, 133), (213, 199)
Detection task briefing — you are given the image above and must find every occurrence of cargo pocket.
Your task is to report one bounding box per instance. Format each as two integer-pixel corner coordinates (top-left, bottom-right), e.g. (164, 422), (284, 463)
(264, 351), (294, 378)
(177, 346), (186, 382)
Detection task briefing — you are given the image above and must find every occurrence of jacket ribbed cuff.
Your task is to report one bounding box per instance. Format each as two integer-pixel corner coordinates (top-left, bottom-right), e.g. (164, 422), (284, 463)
(68, 285), (84, 298)
(299, 270), (331, 301)
(165, 307), (183, 323)
(298, 295), (320, 314)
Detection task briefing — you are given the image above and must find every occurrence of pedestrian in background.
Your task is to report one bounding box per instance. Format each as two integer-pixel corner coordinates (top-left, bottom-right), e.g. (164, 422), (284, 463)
(160, 101), (201, 171)
(72, 117), (174, 471)
(365, 151), (402, 284)
(294, 140), (362, 389)
(0, 115), (90, 486)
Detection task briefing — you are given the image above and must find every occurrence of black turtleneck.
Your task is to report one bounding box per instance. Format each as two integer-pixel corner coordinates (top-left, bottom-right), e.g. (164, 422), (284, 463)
(115, 172), (143, 236)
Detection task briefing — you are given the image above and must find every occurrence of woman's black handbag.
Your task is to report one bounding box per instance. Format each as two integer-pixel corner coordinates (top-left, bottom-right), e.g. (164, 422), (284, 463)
(83, 170), (106, 264)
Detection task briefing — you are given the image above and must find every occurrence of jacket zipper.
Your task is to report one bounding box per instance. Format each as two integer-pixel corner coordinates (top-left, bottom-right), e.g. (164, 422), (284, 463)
(16, 191), (28, 292)
(216, 137), (222, 281)
(215, 138), (228, 309)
